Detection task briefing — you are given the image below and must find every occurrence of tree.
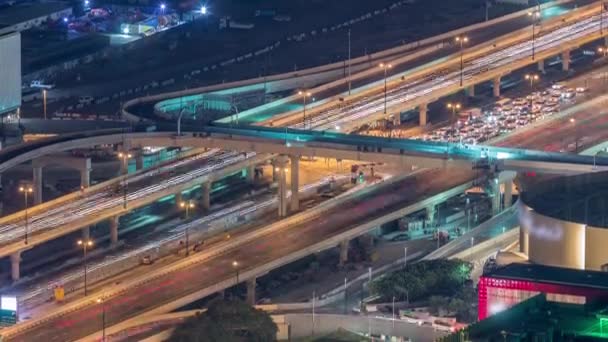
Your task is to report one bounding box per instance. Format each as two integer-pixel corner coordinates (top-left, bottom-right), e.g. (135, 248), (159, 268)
(169, 299), (278, 342)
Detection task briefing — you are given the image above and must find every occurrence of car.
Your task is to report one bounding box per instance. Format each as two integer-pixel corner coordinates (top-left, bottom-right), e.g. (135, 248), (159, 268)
(30, 80), (55, 89)
(552, 83), (565, 90)
(575, 87), (587, 93)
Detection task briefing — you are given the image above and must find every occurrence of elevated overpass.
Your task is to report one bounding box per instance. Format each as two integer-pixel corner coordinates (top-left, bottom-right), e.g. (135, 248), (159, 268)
(265, 1), (608, 131)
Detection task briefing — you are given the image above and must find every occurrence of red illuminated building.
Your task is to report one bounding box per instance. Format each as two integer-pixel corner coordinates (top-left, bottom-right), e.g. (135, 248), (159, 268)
(478, 263), (608, 320)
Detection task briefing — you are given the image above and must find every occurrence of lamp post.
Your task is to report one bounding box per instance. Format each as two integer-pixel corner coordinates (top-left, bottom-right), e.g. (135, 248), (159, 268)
(599, 46), (608, 58)
(77, 239), (94, 296)
(118, 152), (132, 209)
(42, 90), (47, 120)
(455, 36), (468, 86)
(525, 73), (539, 88)
(528, 10), (541, 60)
(347, 29), (352, 95)
(179, 200), (195, 256)
(96, 297), (106, 342)
(19, 185), (33, 245)
(298, 91), (312, 129)
(379, 63), (393, 114)
(446, 102), (461, 126)
(570, 118), (579, 152)
(200, 5), (207, 15)
(232, 260), (239, 285)
(392, 296), (396, 330)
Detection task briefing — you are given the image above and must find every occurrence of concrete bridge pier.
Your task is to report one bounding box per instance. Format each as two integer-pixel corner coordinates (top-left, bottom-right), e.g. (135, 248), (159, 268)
(82, 226), (90, 241)
(80, 158), (91, 189)
(466, 84), (475, 97)
(32, 155), (92, 204)
(562, 50), (571, 71)
(246, 278), (257, 305)
(10, 251), (21, 282)
(246, 165), (255, 183)
(175, 191), (183, 206)
(538, 59), (545, 73)
(489, 178), (501, 215)
(135, 153), (144, 171)
(419, 103), (428, 126)
(499, 171), (517, 209)
(393, 113), (401, 126)
(426, 204), (436, 225)
(110, 216), (119, 245)
(276, 156), (289, 217)
(290, 155), (300, 213)
(339, 240), (349, 266)
(33, 166), (43, 205)
(493, 77), (501, 98)
(201, 182), (211, 211)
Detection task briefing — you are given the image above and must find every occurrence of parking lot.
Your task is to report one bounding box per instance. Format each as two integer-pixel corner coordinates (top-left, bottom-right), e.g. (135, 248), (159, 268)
(413, 83), (588, 146)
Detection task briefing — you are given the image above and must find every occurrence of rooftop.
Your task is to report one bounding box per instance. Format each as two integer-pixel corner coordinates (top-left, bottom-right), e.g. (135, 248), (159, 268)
(484, 263), (608, 291)
(521, 171), (608, 228)
(0, 2), (70, 26)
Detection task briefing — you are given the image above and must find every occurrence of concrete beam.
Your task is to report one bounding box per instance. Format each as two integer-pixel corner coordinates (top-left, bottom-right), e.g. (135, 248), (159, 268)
(419, 103), (428, 126)
(290, 155), (299, 213)
(136, 154), (144, 171)
(246, 278), (256, 305)
(504, 179), (513, 208)
(466, 84), (475, 97)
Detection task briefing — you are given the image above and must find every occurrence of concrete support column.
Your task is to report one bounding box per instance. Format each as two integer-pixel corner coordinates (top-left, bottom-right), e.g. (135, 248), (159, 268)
(120, 155), (128, 175)
(503, 179), (513, 208)
(393, 113), (401, 126)
(419, 103), (428, 126)
(289, 155), (299, 213)
(82, 226), (90, 241)
(276, 156), (289, 217)
(246, 278), (256, 305)
(490, 178), (500, 214)
(175, 191), (183, 205)
(520, 227), (529, 255)
(33, 166), (43, 205)
(246, 165), (255, 183)
(538, 59), (545, 73)
(135, 154), (144, 171)
(426, 205), (436, 225)
(10, 251), (21, 282)
(339, 240), (349, 266)
(272, 161), (278, 183)
(201, 182), (211, 211)
(493, 77), (501, 98)
(466, 84), (475, 97)
(80, 159), (91, 189)
(562, 50), (571, 71)
(110, 216), (119, 245)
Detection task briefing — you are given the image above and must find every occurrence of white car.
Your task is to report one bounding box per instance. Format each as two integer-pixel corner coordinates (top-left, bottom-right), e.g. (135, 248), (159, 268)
(575, 87), (587, 93)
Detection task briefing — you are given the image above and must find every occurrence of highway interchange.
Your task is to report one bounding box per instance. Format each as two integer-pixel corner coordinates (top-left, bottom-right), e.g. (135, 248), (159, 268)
(3, 2), (608, 341)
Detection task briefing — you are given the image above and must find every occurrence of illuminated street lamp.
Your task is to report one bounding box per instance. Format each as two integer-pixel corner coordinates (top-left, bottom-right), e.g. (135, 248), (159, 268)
(42, 89), (47, 120)
(19, 185), (33, 245)
(96, 297), (106, 341)
(200, 5), (207, 15)
(232, 260), (240, 285)
(77, 239), (94, 296)
(524, 73), (539, 88)
(599, 46), (608, 58)
(122, 26), (129, 35)
(455, 36), (468, 86)
(570, 118), (579, 152)
(446, 102), (461, 124)
(528, 10), (541, 60)
(160, 3), (166, 13)
(118, 152), (132, 209)
(179, 200), (195, 256)
(298, 91), (312, 129)
(379, 63), (393, 114)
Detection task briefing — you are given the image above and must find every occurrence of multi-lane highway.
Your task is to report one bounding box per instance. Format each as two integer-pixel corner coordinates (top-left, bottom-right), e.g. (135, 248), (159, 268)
(9, 84), (608, 340)
(283, 11), (607, 130)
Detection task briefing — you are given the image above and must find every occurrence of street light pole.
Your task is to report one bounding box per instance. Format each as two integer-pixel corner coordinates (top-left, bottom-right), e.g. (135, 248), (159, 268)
(19, 186), (33, 244)
(528, 10), (540, 60)
(118, 152), (132, 209)
(97, 298), (106, 342)
(348, 29), (352, 95)
(42, 90), (47, 120)
(298, 91), (311, 129)
(570, 118), (579, 152)
(446, 102), (461, 126)
(78, 239), (93, 296)
(232, 260), (239, 285)
(392, 296), (396, 329)
(455, 36), (468, 86)
(180, 200), (195, 256)
(379, 63), (392, 114)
